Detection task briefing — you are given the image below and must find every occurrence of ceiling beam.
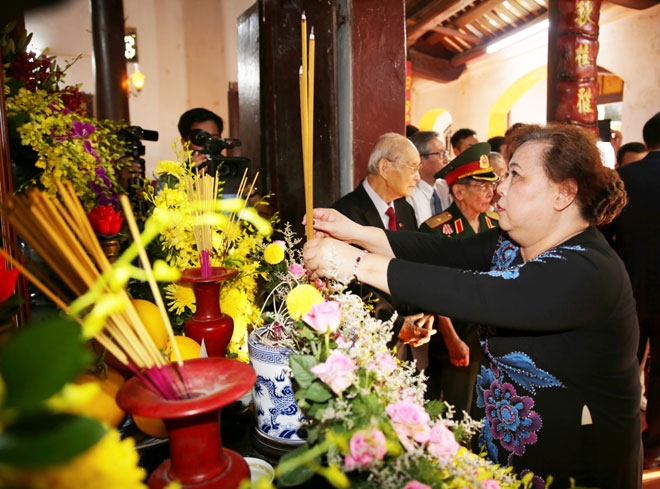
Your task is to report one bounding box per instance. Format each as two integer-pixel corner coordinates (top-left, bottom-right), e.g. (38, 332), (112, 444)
(408, 46), (466, 82)
(427, 25), (481, 43)
(406, 0), (474, 46)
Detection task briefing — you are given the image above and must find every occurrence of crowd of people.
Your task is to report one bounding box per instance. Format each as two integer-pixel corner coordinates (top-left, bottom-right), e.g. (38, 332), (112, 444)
(299, 114), (660, 489)
(175, 106), (658, 488)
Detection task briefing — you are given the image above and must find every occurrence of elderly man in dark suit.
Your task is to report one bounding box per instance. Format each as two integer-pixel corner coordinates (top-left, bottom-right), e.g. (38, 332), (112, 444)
(604, 111), (660, 470)
(332, 132), (434, 365)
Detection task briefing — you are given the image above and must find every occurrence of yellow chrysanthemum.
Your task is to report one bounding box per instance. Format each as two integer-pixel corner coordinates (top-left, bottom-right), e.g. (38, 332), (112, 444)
(0, 429), (146, 489)
(165, 283), (197, 315)
(263, 242), (286, 265)
(286, 284), (324, 321)
(155, 160), (187, 178)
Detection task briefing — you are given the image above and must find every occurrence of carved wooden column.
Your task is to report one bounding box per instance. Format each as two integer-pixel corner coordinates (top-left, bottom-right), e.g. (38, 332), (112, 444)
(90, 0), (129, 121)
(548, 0), (602, 135)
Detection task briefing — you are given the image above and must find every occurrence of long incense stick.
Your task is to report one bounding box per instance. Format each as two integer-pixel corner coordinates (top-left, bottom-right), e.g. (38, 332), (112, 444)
(0, 182), (188, 399)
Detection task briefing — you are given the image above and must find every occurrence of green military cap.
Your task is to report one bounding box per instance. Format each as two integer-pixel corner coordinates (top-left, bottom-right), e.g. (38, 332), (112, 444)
(435, 142), (498, 185)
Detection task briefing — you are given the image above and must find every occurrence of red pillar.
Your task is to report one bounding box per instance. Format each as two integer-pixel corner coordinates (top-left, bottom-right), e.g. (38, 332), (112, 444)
(548, 0), (602, 135)
(350, 0), (407, 184)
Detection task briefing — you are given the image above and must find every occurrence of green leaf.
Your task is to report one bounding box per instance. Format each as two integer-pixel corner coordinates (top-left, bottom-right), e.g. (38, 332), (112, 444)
(305, 381), (332, 403)
(277, 447), (317, 487)
(0, 412), (106, 467)
(0, 315), (92, 410)
(289, 354), (318, 389)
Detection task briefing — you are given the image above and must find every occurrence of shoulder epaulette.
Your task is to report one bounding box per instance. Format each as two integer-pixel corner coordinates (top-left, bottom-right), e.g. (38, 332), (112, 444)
(486, 210), (499, 220)
(424, 211), (453, 229)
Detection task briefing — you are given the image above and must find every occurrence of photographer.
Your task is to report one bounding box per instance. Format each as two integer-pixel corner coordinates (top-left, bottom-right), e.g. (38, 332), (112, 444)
(177, 108), (225, 169)
(177, 108), (273, 219)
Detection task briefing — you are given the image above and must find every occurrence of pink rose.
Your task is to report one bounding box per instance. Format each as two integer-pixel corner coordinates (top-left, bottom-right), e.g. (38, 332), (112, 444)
(303, 300), (342, 334)
(427, 424), (459, 460)
(369, 352), (397, 377)
(385, 399), (431, 449)
(344, 428), (387, 470)
(289, 263), (306, 279)
(481, 480), (500, 489)
(403, 482), (431, 489)
(310, 350), (356, 395)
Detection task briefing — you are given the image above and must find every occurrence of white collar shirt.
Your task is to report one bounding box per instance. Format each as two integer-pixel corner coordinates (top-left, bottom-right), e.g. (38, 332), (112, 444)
(362, 179), (393, 229)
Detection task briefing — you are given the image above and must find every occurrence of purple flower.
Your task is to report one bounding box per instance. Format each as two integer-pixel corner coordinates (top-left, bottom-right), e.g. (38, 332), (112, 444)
(71, 121), (96, 138)
(84, 139), (100, 159)
(484, 380), (541, 456)
(344, 428), (387, 470)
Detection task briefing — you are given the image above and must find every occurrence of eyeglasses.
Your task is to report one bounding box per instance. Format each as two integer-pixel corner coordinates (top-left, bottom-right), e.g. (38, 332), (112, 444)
(422, 151), (448, 159)
(399, 162), (422, 173)
(466, 181), (498, 192)
(388, 159), (422, 173)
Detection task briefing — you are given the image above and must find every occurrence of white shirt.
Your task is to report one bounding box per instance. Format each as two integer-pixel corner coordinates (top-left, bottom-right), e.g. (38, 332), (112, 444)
(407, 179), (453, 227)
(362, 179), (393, 228)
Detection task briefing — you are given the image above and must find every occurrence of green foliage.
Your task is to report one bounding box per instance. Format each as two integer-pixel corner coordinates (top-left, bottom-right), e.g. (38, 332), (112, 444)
(0, 316), (91, 410)
(0, 413), (105, 468)
(0, 315), (106, 469)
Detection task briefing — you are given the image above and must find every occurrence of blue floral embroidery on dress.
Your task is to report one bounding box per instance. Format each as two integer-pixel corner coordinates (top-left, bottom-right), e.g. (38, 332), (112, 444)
(476, 342), (564, 467)
(473, 235), (583, 481)
(483, 235), (587, 280)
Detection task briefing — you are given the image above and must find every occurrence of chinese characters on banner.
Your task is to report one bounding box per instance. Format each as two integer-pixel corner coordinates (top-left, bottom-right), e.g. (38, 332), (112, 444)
(554, 0), (602, 135)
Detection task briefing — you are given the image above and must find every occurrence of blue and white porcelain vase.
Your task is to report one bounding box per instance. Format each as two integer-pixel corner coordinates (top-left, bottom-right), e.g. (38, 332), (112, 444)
(248, 327), (306, 454)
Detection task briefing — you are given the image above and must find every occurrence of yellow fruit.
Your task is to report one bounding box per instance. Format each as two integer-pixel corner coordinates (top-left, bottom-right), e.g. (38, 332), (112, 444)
(166, 335), (201, 362)
(133, 415), (168, 438)
(131, 299), (169, 351)
(72, 366), (126, 427)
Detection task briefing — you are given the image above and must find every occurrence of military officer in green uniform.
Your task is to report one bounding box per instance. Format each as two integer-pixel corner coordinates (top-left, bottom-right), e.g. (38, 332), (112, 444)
(420, 142), (500, 415)
(421, 142), (500, 236)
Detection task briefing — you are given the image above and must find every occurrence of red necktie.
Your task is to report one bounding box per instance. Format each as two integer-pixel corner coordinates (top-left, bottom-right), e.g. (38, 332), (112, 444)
(385, 206), (397, 231)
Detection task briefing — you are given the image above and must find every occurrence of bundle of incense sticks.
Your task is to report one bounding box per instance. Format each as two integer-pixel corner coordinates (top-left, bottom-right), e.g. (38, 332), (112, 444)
(0, 181), (188, 400)
(299, 13), (315, 240)
(183, 169), (259, 274)
(184, 173), (218, 277)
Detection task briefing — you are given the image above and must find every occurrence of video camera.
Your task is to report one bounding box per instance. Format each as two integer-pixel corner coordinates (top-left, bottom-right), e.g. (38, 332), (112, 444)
(117, 125), (159, 164)
(189, 129), (241, 161)
(188, 129), (249, 193)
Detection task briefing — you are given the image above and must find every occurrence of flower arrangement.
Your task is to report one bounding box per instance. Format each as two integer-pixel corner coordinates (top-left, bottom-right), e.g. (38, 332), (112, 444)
(3, 24), (130, 213)
(247, 230), (528, 489)
(140, 157), (273, 362)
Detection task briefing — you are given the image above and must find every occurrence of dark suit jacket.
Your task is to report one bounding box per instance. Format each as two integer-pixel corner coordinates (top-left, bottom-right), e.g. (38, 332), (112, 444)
(332, 182), (418, 232)
(331, 181), (418, 340)
(603, 150), (660, 318)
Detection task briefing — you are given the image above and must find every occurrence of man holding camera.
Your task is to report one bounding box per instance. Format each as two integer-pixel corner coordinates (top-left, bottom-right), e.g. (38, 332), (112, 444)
(177, 108), (272, 219)
(177, 107), (226, 170)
